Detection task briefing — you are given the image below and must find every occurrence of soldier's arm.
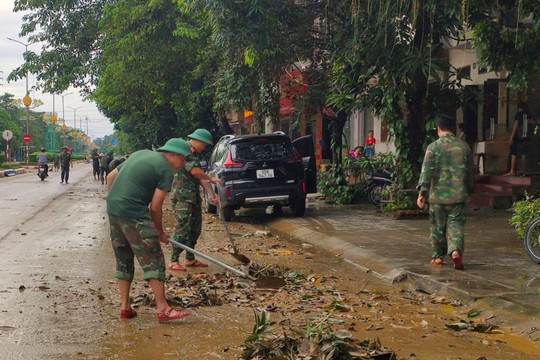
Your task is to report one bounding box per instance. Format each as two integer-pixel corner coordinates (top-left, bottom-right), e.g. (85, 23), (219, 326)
(150, 188), (169, 244)
(417, 147), (434, 198)
(200, 180), (219, 205)
(107, 168), (119, 191)
(190, 166), (222, 185)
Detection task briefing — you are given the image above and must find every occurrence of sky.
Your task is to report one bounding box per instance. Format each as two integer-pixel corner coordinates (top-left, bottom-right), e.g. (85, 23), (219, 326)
(0, 1), (114, 140)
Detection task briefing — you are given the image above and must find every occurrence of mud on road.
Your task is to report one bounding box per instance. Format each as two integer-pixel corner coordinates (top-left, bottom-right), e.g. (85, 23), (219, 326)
(0, 167), (539, 359)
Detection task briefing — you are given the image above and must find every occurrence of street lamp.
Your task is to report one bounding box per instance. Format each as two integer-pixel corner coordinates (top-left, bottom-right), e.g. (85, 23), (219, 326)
(67, 106), (82, 130)
(58, 92), (73, 125)
(7, 37), (31, 164)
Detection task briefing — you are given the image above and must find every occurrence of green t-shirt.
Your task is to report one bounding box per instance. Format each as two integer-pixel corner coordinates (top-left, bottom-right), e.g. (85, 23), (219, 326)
(170, 153), (201, 204)
(107, 150), (174, 218)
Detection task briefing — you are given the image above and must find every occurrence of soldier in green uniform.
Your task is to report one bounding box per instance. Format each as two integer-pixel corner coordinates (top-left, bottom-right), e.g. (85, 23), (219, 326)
(59, 146), (73, 184)
(106, 138), (192, 323)
(417, 115), (475, 270)
(168, 129), (222, 272)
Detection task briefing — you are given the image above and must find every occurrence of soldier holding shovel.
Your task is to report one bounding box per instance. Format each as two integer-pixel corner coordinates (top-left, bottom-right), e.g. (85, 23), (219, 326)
(168, 129), (222, 272)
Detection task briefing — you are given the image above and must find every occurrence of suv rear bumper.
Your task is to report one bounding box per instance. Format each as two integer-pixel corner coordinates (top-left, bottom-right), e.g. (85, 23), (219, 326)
(222, 184), (305, 208)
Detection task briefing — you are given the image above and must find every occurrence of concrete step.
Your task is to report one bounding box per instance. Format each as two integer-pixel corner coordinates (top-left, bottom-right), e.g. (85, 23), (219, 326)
(476, 174), (531, 187)
(468, 193), (514, 209)
(473, 183), (513, 195)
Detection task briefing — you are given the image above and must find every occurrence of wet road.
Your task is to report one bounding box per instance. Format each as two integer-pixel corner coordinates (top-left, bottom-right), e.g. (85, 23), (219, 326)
(1, 165), (540, 359)
(0, 165), (254, 359)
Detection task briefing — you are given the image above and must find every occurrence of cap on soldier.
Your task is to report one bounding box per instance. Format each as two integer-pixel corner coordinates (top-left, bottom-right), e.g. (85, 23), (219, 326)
(157, 138), (191, 156)
(188, 128), (213, 145)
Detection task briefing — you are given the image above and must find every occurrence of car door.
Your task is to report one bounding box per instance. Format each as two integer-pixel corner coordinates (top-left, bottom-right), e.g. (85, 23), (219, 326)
(292, 135), (317, 193)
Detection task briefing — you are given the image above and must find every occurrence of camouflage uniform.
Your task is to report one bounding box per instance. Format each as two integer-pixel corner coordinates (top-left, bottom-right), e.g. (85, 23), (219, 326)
(60, 151), (72, 183)
(418, 133), (475, 260)
(170, 153), (202, 262)
(109, 214), (165, 281)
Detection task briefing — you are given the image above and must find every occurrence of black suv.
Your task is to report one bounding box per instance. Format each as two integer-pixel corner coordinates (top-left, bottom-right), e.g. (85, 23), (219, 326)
(204, 132), (316, 221)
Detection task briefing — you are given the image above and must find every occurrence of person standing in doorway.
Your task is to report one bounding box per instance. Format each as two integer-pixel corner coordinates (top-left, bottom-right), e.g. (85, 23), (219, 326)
(106, 138), (192, 323)
(60, 146), (73, 184)
(505, 103), (533, 176)
(168, 129), (222, 272)
(417, 115), (475, 270)
(364, 130), (376, 157)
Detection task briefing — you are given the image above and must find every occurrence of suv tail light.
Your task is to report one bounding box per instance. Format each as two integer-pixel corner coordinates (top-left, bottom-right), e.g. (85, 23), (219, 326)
(223, 151), (244, 168)
(286, 149), (302, 163)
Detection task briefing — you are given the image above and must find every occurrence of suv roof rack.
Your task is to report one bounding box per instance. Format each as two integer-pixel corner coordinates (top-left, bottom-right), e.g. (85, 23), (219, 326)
(219, 134), (235, 141)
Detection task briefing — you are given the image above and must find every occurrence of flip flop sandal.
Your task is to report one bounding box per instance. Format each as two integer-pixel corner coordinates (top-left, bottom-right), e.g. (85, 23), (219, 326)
(185, 259), (208, 268)
(120, 309), (137, 319)
(157, 307), (190, 323)
(168, 263), (187, 272)
(430, 258), (443, 266)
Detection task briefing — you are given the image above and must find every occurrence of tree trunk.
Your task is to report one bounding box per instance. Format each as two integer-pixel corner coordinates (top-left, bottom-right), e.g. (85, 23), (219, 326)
(406, 3), (431, 180)
(331, 109), (348, 164)
(251, 93), (263, 134)
(217, 110), (234, 135)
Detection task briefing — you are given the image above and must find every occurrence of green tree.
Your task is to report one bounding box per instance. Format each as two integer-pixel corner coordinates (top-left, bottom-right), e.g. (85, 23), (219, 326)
(180, 0), (312, 133)
(92, 0), (218, 147)
(471, 0), (540, 89)
(9, 0), (107, 94)
(329, 0), (477, 185)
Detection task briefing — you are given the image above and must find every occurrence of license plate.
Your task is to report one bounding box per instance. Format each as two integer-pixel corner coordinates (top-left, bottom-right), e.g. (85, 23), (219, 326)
(256, 169), (274, 179)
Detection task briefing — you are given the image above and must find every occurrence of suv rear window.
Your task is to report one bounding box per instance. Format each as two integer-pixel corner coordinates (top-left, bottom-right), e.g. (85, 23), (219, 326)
(232, 139), (294, 161)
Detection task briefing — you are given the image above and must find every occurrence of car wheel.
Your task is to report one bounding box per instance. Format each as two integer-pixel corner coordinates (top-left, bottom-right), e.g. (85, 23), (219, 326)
(222, 205), (233, 221)
(291, 197), (306, 217)
(204, 191), (217, 214)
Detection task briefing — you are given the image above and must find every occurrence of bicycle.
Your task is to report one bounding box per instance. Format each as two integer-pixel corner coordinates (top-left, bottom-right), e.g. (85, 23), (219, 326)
(524, 211), (540, 264)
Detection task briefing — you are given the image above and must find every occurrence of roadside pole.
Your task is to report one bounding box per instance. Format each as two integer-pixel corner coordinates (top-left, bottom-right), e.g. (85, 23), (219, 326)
(2, 130), (13, 163)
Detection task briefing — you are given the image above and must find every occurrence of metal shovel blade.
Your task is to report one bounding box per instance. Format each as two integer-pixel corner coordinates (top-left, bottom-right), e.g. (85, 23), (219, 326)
(169, 239), (285, 289)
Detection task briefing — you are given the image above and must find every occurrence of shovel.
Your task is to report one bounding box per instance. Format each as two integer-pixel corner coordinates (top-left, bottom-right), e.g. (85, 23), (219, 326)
(218, 205), (251, 264)
(215, 185), (250, 264)
(169, 238), (285, 289)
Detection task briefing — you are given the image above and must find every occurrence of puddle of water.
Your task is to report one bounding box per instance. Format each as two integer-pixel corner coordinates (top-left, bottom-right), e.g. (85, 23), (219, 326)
(485, 333), (540, 356)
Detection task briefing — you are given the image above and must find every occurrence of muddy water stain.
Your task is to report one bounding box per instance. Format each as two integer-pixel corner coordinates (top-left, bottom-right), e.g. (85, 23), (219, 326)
(97, 306), (252, 359)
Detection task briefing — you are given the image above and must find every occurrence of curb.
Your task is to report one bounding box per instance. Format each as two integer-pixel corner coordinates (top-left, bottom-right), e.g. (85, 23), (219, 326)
(0, 168), (27, 178)
(266, 217), (492, 305)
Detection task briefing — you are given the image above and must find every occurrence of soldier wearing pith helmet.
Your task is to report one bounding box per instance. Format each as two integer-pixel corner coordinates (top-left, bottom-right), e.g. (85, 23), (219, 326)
(168, 129), (223, 272)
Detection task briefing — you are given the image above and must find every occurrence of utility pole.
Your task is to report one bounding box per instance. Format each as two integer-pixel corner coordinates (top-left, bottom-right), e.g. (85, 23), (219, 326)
(7, 37), (32, 164)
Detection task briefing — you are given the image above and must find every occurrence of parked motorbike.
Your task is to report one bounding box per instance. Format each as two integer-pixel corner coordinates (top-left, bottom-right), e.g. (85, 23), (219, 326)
(37, 164), (48, 181)
(367, 172), (393, 205)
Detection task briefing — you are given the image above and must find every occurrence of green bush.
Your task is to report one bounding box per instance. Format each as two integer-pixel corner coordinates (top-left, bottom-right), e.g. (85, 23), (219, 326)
(384, 189), (417, 212)
(318, 165), (359, 204)
(509, 193), (540, 240)
(0, 154), (5, 165)
(347, 152), (397, 179)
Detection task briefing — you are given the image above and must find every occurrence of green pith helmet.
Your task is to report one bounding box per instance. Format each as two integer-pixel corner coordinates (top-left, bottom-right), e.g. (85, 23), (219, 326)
(157, 138), (191, 156)
(188, 128), (213, 145)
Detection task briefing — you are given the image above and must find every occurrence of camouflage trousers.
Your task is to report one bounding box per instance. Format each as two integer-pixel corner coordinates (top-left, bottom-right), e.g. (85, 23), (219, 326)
(171, 201), (202, 262)
(429, 203), (466, 259)
(108, 214), (166, 282)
